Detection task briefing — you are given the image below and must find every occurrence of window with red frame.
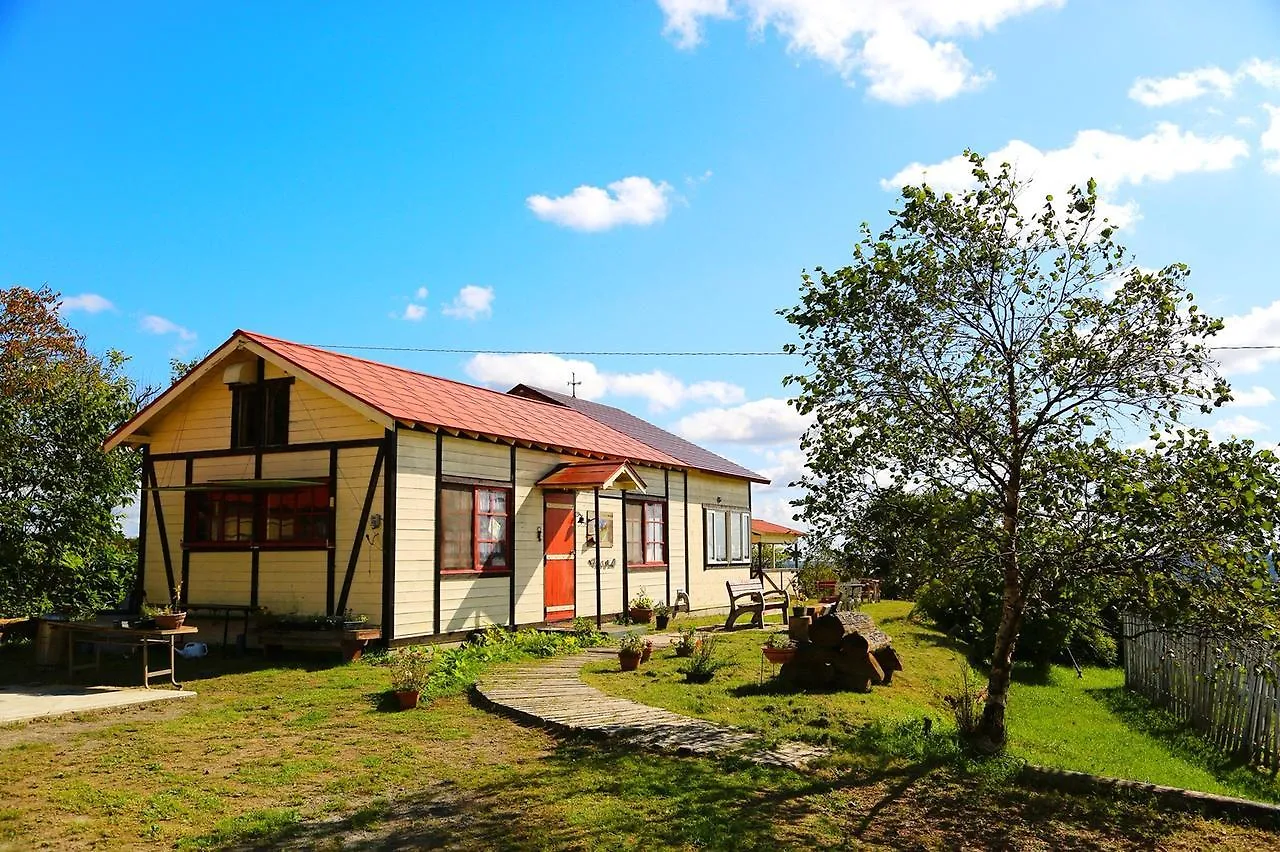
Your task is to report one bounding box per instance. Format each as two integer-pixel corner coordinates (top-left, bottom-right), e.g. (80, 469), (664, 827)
(184, 483), (330, 548)
(441, 483), (511, 574)
(625, 499), (665, 567)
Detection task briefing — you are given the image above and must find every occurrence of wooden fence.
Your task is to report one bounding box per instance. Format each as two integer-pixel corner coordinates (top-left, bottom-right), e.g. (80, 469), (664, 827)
(1121, 613), (1280, 772)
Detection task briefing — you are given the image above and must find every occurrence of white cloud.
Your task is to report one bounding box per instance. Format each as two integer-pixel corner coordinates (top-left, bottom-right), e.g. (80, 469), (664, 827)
(883, 123), (1250, 228)
(1210, 414), (1267, 440)
(415, 286), (429, 300)
(656, 0), (1062, 105)
(1262, 104), (1280, 173)
(58, 293), (114, 314)
(464, 352), (746, 412)
(676, 397), (811, 444)
(442, 285), (494, 320)
(139, 314), (196, 341)
(401, 303), (427, 321)
(758, 447), (809, 487)
(1129, 67), (1236, 107)
(1215, 300), (1280, 375)
(527, 177), (673, 231)
(1229, 386), (1276, 408)
(1129, 58), (1280, 107)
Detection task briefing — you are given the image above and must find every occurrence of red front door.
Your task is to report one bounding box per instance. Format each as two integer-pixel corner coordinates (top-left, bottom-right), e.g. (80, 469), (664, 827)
(543, 495), (576, 622)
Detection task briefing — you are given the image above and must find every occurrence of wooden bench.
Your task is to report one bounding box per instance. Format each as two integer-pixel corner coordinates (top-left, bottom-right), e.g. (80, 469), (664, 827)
(724, 580), (789, 630)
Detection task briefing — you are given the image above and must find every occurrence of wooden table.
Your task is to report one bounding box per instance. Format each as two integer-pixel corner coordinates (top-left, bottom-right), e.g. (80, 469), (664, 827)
(54, 622), (199, 689)
(185, 603), (258, 653)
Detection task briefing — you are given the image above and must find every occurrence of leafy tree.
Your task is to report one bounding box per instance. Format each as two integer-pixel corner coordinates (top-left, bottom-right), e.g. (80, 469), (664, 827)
(0, 286), (145, 617)
(781, 153), (1278, 750)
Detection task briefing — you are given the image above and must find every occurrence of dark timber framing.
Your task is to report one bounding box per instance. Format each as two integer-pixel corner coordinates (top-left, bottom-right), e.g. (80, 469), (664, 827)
(682, 470), (690, 596)
(336, 443), (386, 615)
(250, 448), (264, 607)
(326, 447), (339, 615)
(593, 487), (602, 629)
(509, 445), (518, 628)
(146, 461), (176, 603)
(663, 470), (671, 605)
(149, 436), (383, 463)
(381, 427), (397, 641)
(135, 445), (150, 606)
(181, 457), (193, 605)
(619, 493), (629, 618)
(432, 431), (443, 635)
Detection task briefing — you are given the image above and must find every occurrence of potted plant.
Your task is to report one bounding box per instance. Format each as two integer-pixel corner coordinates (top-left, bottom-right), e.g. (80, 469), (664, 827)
(617, 632), (644, 671)
(390, 646), (432, 710)
(654, 601), (671, 631)
(628, 589), (655, 624)
(681, 635), (731, 684)
(672, 625), (699, 658)
(142, 582), (186, 630)
(640, 639), (654, 663)
(762, 632), (796, 665)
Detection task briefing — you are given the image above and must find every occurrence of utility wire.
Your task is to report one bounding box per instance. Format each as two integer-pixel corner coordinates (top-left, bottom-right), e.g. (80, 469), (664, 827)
(306, 343), (1280, 356)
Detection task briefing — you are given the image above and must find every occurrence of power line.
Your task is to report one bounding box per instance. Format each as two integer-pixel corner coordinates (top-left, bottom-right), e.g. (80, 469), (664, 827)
(306, 342), (1280, 356)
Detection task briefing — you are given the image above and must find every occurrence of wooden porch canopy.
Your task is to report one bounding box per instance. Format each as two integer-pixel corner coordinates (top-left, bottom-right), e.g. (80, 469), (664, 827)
(751, 518), (806, 545)
(143, 478), (328, 492)
(535, 461), (646, 492)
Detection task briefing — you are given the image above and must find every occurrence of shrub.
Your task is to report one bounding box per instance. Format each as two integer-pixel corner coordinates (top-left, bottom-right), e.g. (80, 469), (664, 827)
(414, 625), (605, 700)
(390, 646), (432, 693)
(681, 635), (732, 684)
(942, 666), (987, 739)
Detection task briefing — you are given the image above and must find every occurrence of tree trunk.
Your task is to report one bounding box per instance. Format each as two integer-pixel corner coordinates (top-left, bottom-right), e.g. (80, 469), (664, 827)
(977, 452), (1023, 752)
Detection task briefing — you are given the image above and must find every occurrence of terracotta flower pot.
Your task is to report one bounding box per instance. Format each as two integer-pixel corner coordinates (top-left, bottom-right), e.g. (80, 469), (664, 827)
(154, 612), (186, 630)
(762, 646), (796, 665)
(640, 642), (653, 663)
(619, 650), (642, 671)
(395, 690), (420, 710)
(629, 607), (653, 625)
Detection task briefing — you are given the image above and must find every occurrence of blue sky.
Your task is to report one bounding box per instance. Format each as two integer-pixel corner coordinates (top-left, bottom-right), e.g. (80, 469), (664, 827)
(3, 0), (1280, 526)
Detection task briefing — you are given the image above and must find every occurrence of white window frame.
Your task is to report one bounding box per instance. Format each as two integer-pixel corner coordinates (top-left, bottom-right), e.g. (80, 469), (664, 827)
(704, 507), (751, 567)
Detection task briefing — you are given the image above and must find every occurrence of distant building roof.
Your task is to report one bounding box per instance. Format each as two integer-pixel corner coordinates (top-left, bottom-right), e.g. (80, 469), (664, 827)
(751, 518), (805, 539)
(507, 384), (768, 483)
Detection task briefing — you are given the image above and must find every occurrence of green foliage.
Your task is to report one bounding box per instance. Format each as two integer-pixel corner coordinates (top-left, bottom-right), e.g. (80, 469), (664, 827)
(680, 634), (732, 684)
(780, 151), (1272, 744)
(420, 625), (607, 700)
(672, 625), (699, 657)
(629, 588), (654, 610)
(0, 286), (146, 618)
(389, 645), (432, 693)
(763, 631), (792, 649)
(616, 631), (644, 655)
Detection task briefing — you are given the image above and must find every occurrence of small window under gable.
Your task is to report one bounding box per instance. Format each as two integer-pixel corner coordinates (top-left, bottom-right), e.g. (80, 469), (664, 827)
(231, 378), (291, 449)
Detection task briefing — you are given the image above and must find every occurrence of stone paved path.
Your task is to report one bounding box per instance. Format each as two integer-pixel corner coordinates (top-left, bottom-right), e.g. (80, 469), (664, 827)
(474, 643), (827, 769)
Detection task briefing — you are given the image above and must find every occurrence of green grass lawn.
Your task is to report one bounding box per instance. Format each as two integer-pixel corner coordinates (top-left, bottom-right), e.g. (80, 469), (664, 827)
(0, 613), (1277, 850)
(583, 601), (1280, 803)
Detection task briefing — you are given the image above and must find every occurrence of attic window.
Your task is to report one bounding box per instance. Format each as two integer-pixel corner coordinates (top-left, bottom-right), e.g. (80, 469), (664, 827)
(232, 379), (291, 449)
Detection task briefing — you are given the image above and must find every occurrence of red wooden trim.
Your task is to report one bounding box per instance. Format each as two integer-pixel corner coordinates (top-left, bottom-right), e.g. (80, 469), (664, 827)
(441, 482), (514, 573)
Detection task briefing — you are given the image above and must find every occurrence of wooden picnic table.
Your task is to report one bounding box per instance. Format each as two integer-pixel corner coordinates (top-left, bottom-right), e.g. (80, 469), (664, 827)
(52, 621), (198, 689)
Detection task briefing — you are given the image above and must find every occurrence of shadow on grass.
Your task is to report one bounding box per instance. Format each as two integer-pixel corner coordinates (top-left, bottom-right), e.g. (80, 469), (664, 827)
(1091, 685), (1280, 804)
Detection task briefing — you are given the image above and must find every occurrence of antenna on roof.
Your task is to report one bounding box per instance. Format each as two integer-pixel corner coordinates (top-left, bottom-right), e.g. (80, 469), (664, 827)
(568, 372), (582, 398)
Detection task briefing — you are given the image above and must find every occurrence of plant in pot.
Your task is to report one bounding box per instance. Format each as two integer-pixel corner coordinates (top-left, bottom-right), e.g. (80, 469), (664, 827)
(390, 646), (432, 710)
(141, 582), (186, 630)
(671, 625), (699, 658)
(628, 589), (655, 625)
(681, 635), (732, 684)
(762, 632), (796, 665)
(640, 639), (654, 663)
(617, 632), (644, 671)
(654, 601), (671, 631)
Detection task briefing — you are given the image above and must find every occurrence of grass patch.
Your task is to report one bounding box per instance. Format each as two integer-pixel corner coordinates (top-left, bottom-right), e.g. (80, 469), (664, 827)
(584, 601), (1280, 803)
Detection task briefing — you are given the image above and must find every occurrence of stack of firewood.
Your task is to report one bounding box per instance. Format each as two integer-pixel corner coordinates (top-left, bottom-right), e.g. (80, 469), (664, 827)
(779, 610), (903, 692)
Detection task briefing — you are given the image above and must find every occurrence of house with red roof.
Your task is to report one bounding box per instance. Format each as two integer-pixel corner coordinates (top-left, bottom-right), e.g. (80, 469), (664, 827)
(106, 330), (769, 644)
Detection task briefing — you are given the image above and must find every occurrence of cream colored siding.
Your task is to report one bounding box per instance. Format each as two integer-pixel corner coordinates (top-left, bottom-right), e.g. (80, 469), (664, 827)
(684, 472), (754, 610)
(514, 448), (563, 624)
(394, 431), (437, 638)
(441, 436), (510, 480)
(576, 491), (624, 618)
(137, 351), (386, 627)
(666, 473), (688, 605)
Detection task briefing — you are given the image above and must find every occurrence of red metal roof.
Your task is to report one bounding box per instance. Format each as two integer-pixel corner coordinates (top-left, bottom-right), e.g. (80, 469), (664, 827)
(751, 518), (806, 538)
(536, 462), (647, 490)
(236, 331), (683, 466)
